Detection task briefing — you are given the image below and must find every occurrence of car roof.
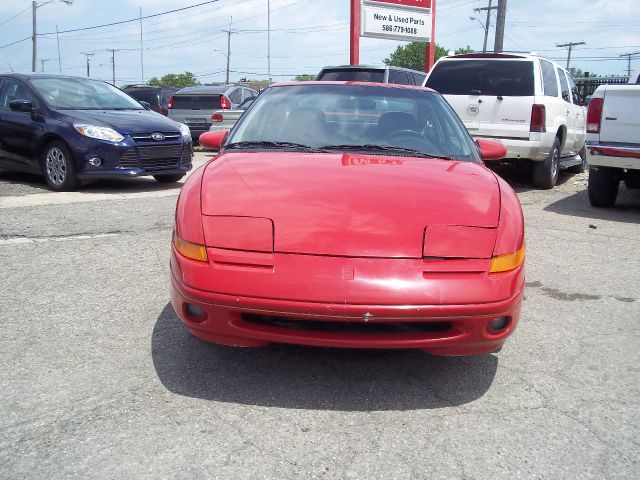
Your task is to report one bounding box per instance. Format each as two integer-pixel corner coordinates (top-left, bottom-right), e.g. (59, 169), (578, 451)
(271, 80), (435, 92)
(0, 73), (100, 82)
(320, 64), (426, 75)
(435, 52), (568, 71)
(174, 85), (234, 95)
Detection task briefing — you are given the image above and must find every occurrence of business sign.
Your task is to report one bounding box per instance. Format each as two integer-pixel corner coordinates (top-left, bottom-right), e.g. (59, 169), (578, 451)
(367, 0), (431, 8)
(361, 0), (432, 42)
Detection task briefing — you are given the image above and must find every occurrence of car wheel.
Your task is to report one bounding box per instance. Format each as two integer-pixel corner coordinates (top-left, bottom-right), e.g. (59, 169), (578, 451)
(588, 167), (619, 208)
(42, 140), (79, 191)
(568, 144), (587, 174)
(153, 174), (185, 183)
(532, 137), (560, 189)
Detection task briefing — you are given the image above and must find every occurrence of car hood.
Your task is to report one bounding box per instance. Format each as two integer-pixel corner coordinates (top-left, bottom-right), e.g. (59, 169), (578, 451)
(58, 109), (181, 134)
(201, 152), (500, 258)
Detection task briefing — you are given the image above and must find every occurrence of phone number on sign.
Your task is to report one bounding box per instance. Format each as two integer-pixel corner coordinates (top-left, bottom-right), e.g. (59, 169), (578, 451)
(382, 25), (418, 34)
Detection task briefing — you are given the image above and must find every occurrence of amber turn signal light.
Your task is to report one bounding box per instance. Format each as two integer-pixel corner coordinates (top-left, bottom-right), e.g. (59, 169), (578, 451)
(173, 230), (208, 262)
(490, 246), (525, 273)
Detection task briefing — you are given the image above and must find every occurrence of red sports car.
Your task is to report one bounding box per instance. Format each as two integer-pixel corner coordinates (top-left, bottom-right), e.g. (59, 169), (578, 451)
(172, 82), (524, 356)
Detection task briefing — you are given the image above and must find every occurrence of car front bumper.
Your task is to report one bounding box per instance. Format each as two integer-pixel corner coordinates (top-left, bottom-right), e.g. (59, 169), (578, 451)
(170, 249), (524, 356)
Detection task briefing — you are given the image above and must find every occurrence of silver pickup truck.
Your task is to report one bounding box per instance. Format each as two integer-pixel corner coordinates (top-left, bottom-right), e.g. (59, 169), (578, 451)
(586, 84), (640, 207)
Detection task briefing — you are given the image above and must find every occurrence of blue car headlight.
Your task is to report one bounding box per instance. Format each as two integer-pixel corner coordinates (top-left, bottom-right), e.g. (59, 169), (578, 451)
(74, 124), (124, 143)
(179, 123), (192, 142)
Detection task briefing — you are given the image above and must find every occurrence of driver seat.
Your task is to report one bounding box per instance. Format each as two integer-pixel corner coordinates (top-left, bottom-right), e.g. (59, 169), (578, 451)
(377, 112), (417, 137)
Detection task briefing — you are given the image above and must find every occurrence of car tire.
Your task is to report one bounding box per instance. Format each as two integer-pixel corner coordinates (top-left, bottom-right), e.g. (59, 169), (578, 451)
(588, 167), (619, 208)
(153, 174), (184, 183)
(567, 144), (587, 174)
(532, 137), (560, 189)
(42, 140), (79, 191)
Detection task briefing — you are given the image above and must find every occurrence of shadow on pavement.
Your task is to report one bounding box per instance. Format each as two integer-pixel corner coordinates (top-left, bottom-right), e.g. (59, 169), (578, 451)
(488, 163), (575, 194)
(0, 170), (184, 195)
(544, 185), (640, 222)
(152, 303), (498, 411)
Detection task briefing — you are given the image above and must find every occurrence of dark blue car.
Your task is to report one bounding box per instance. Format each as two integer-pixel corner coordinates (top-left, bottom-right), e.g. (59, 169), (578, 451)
(0, 73), (193, 191)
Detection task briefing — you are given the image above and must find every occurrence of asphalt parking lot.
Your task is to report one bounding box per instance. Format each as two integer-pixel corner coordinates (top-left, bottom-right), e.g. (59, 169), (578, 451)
(1, 152), (639, 479)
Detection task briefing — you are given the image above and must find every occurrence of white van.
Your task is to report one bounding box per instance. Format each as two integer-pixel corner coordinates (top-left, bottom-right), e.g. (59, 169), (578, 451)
(425, 53), (586, 189)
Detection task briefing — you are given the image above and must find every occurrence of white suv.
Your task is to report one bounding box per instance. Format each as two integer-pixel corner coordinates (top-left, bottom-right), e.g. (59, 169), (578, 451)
(425, 53), (586, 188)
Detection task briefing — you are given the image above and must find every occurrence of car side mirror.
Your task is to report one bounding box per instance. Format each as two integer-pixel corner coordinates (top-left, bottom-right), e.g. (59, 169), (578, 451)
(198, 130), (229, 151)
(9, 99), (34, 113)
(139, 101), (151, 110)
(476, 139), (506, 161)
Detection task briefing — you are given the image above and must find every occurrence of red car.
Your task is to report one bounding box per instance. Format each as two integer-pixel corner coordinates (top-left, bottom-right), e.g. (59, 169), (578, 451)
(173, 82), (525, 356)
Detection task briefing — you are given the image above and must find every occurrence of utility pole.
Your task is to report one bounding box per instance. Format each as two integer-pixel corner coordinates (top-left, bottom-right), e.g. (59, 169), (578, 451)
(40, 58), (49, 72)
(267, 0), (271, 84)
(619, 51), (640, 78)
(557, 41), (586, 69)
(81, 52), (93, 78)
(139, 6), (144, 83)
(494, 0), (506, 53)
(107, 49), (119, 86)
(56, 25), (62, 72)
(474, 0), (497, 54)
(32, 1), (37, 72)
(222, 17), (236, 85)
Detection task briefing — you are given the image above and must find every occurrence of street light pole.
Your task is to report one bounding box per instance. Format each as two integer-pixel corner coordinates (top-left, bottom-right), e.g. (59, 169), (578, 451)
(32, 1), (74, 73)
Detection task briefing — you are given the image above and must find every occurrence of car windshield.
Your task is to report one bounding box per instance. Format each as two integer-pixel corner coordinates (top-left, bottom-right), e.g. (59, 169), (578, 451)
(31, 77), (145, 110)
(124, 89), (159, 106)
(228, 84), (479, 161)
(318, 69), (386, 82)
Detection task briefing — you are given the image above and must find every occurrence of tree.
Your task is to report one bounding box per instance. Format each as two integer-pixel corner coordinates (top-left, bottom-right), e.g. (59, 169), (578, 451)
(384, 42), (472, 71)
(147, 71), (200, 87)
(294, 74), (316, 81)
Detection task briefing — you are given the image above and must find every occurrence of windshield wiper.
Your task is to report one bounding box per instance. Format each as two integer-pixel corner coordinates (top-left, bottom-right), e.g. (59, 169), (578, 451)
(320, 144), (457, 160)
(224, 141), (323, 152)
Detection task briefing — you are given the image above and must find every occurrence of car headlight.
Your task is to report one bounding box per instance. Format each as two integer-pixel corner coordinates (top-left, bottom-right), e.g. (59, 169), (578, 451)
(74, 124), (124, 142)
(179, 123), (191, 142)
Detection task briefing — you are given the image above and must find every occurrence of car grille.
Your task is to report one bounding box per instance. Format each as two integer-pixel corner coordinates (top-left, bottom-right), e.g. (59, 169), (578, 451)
(130, 132), (180, 143)
(118, 144), (184, 170)
(241, 313), (452, 335)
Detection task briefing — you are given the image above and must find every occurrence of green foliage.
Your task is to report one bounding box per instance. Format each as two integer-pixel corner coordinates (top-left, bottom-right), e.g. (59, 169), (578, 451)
(384, 42), (473, 71)
(147, 71), (200, 87)
(294, 74), (316, 81)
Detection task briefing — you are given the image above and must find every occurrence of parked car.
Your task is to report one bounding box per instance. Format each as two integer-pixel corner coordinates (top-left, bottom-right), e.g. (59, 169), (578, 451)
(122, 85), (178, 116)
(168, 85), (258, 141)
(207, 97), (256, 133)
(317, 65), (427, 86)
(586, 84), (640, 207)
(425, 53), (587, 189)
(628, 68), (640, 84)
(170, 81), (525, 356)
(0, 73), (193, 191)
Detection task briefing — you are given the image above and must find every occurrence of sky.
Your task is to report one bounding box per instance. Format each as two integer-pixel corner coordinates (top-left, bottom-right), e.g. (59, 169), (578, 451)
(0, 0), (639, 86)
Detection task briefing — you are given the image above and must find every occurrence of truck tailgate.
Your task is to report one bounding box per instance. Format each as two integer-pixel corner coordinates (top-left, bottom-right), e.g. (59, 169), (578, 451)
(601, 86), (640, 144)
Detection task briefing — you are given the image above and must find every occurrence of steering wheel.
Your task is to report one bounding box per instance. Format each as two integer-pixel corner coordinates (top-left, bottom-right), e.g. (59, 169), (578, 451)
(383, 130), (436, 152)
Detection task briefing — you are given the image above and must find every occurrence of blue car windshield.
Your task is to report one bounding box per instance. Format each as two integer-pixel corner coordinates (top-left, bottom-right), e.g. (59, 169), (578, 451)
(31, 77), (144, 110)
(228, 84), (479, 162)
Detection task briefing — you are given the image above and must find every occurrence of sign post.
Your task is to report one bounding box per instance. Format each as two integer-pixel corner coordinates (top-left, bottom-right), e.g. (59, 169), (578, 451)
(350, 0), (436, 72)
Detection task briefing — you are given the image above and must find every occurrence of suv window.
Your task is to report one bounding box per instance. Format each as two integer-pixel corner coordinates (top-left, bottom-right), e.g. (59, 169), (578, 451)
(171, 95), (221, 110)
(124, 88), (160, 107)
(228, 88), (242, 104)
(0, 79), (35, 109)
(557, 68), (570, 102)
(566, 73), (580, 104)
(540, 60), (558, 97)
(426, 60), (535, 96)
(412, 72), (427, 86)
(389, 69), (412, 85)
(317, 69), (385, 83)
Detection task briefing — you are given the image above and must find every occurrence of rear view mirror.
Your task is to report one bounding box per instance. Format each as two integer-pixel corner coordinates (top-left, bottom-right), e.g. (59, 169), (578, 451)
(198, 130), (229, 151)
(9, 99), (33, 113)
(476, 139), (506, 161)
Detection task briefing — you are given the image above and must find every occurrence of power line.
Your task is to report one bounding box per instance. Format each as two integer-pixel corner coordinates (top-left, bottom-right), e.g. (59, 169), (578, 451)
(619, 51), (640, 77)
(0, 6), (31, 28)
(39, 0), (221, 36)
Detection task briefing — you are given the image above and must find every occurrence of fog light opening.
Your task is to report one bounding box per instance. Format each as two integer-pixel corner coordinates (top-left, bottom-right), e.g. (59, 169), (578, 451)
(185, 303), (206, 322)
(488, 316), (510, 334)
(88, 156), (102, 167)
